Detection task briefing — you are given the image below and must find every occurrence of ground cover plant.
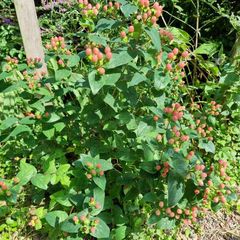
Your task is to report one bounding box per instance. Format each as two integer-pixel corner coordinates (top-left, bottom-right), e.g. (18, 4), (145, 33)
(0, 0), (239, 239)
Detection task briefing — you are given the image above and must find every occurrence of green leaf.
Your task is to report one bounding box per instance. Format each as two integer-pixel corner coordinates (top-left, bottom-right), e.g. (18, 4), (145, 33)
(142, 143), (154, 161)
(101, 72), (121, 86)
(93, 176), (106, 190)
(42, 128), (55, 139)
(55, 69), (71, 81)
(2, 125), (32, 142)
(60, 210), (88, 233)
(31, 174), (50, 190)
(104, 93), (118, 112)
(120, 3), (138, 17)
(145, 27), (161, 51)
(91, 187), (105, 215)
(17, 161), (37, 185)
(3, 81), (27, 93)
(169, 27), (190, 44)
(60, 219), (80, 233)
(51, 190), (72, 207)
(194, 42), (219, 56)
(66, 55), (80, 68)
(156, 217), (176, 229)
(47, 113), (61, 123)
(0, 117), (18, 131)
(91, 218), (110, 238)
(69, 72), (84, 83)
(96, 18), (119, 31)
(219, 72), (239, 86)
(154, 70), (170, 90)
(140, 161), (156, 174)
(106, 51), (133, 69)
(114, 226), (127, 240)
(128, 72), (147, 87)
(112, 205), (128, 225)
(168, 171), (185, 207)
(45, 211), (68, 228)
(54, 122), (65, 132)
(143, 192), (158, 202)
(89, 70), (103, 95)
(88, 34), (108, 46)
(198, 140), (215, 153)
(170, 154), (188, 177)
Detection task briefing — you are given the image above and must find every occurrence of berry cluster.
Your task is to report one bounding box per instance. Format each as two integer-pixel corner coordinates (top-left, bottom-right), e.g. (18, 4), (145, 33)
(103, 1), (120, 12)
(206, 101), (222, 116)
(78, 0), (100, 17)
(155, 162), (170, 178)
(155, 201), (201, 225)
(164, 103), (185, 121)
(195, 119), (214, 141)
(27, 57), (42, 68)
(85, 46), (112, 75)
(159, 28), (174, 42)
(45, 36), (71, 55)
(72, 214), (99, 235)
(191, 159), (232, 206)
(137, 1), (163, 25)
(22, 71), (43, 90)
(85, 162), (104, 179)
(28, 215), (40, 228)
(4, 56), (19, 71)
(89, 197), (101, 210)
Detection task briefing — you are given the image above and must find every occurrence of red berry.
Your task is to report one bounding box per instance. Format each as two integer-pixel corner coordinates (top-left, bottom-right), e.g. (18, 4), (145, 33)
(128, 25), (134, 33)
(106, 52), (112, 60)
(97, 52), (103, 60)
(194, 189), (200, 195)
(156, 134), (162, 142)
(93, 47), (99, 55)
(201, 172), (207, 179)
(151, 16), (157, 24)
(177, 209), (182, 214)
(155, 209), (161, 216)
(120, 31), (126, 38)
(98, 67), (105, 75)
(155, 165), (161, 171)
(168, 52), (174, 60)
(73, 216), (78, 223)
(153, 115), (159, 121)
(96, 163), (102, 169)
(181, 51), (189, 58)
(80, 215), (86, 222)
(178, 61), (185, 69)
(92, 55), (98, 63)
(166, 63), (172, 71)
(105, 46), (111, 54)
(159, 201), (164, 208)
(172, 48), (179, 55)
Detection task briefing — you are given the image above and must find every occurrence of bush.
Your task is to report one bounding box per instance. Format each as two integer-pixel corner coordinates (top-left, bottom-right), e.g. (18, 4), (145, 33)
(0, 0), (239, 239)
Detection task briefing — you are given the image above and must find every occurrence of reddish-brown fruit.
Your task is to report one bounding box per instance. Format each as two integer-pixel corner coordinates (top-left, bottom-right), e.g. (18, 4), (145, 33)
(98, 67), (105, 75)
(153, 115), (159, 121)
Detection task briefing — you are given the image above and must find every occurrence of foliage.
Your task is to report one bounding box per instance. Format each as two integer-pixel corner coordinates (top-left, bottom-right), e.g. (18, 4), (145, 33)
(0, 0), (239, 239)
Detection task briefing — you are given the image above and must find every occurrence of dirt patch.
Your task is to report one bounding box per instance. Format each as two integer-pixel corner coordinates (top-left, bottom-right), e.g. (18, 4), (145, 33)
(179, 210), (240, 240)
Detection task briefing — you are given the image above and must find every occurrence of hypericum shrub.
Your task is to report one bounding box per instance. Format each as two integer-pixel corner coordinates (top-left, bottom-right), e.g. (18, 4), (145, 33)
(0, 0), (238, 239)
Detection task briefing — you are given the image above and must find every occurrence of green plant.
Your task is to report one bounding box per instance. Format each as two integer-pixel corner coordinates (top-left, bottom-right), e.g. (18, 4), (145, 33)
(0, 0), (239, 239)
